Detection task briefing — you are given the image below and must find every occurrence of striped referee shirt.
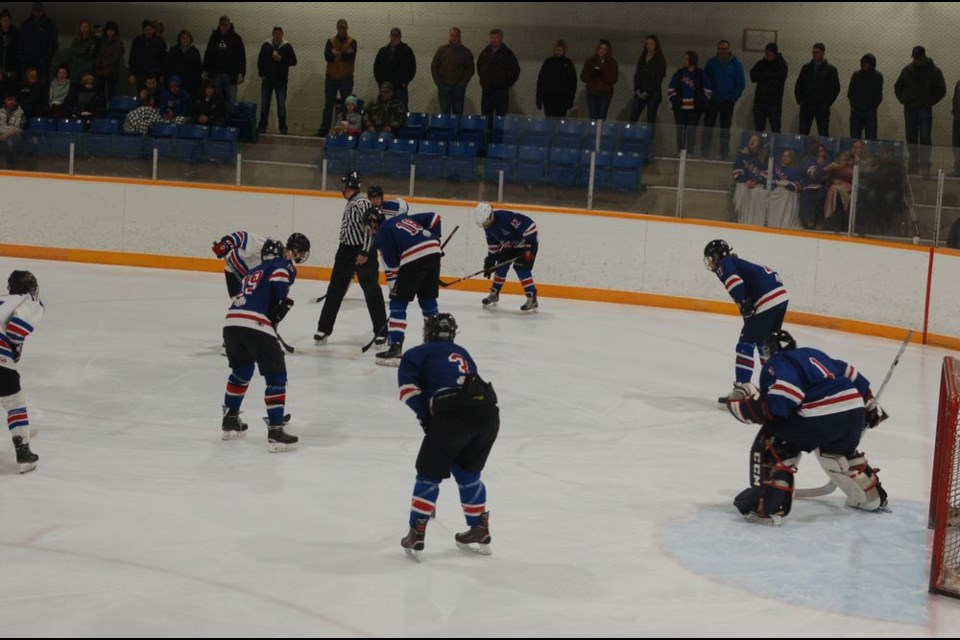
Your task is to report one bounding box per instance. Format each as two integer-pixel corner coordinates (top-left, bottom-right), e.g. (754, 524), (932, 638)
(339, 193), (375, 254)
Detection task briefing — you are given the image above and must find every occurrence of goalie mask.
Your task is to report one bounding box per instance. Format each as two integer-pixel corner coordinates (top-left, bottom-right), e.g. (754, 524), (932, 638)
(703, 239), (732, 272)
(761, 330), (797, 360)
(8, 270), (39, 296)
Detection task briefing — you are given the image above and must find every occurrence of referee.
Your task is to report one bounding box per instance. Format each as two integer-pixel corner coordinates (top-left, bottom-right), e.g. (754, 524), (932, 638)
(314, 171), (388, 346)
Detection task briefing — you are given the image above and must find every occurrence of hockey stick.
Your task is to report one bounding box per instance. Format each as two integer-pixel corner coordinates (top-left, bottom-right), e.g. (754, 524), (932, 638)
(438, 257), (517, 288)
(361, 322), (389, 353)
(273, 326), (295, 354)
(795, 329), (914, 498)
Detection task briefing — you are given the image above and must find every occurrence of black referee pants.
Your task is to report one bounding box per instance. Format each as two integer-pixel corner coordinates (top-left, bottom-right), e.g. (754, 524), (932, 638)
(317, 244), (387, 336)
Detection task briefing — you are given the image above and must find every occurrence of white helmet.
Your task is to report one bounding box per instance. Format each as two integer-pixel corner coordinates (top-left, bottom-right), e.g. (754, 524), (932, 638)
(474, 202), (493, 227)
(381, 198), (409, 218)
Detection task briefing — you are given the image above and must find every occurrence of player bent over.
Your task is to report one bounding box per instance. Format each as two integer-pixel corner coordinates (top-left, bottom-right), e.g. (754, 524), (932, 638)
(474, 202), (539, 313)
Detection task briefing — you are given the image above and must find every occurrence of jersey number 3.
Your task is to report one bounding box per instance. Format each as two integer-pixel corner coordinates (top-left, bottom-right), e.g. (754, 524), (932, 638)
(448, 353), (470, 374)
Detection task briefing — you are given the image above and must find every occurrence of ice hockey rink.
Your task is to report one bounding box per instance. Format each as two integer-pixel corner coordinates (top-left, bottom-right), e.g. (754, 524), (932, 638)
(1, 255), (958, 637)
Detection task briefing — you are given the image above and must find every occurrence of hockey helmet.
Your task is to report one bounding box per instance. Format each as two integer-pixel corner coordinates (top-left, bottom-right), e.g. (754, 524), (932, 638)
(364, 206), (386, 229)
(261, 238), (285, 261)
(423, 313), (458, 342)
(703, 239), (732, 271)
(381, 198), (409, 218)
(7, 270), (38, 296)
(366, 184), (384, 202)
(474, 202), (493, 228)
(286, 233), (311, 264)
(761, 330), (797, 360)
(341, 171), (362, 191)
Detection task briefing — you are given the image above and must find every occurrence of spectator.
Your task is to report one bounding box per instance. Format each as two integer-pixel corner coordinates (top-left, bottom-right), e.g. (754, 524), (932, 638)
(18, 2), (56, 85)
(203, 15), (245, 105)
(476, 28), (520, 123)
(191, 79), (225, 126)
(768, 149), (801, 229)
(128, 19), (167, 90)
(953, 79), (960, 176)
(847, 53), (883, 140)
(580, 39), (618, 120)
(431, 27), (473, 115)
(165, 29), (202, 98)
(535, 39), (577, 118)
(47, 62), (72, 117)
(750, 42), (788, 132)
(68, 19), (96, 84)
(94, 21), (123, 104)
(858, 143), (904, 235)
(363, 82), (406, 135)
(71, 72), (101, 118)
(123, 94), (162, 135)
(894, 45), (946, 174)
(159, 74), (190, 120)
(702, 39), (744, 160)
(138, 75), (160, 106)
(824, 151), (855, 231)
(630, 34), (666, 124)
(667, 50), (712, 155)
(0, 9), (20, 95)
(800, 142), (830, 229)
(330, 94), (361, 137)
(0, 91), (23, 168)
(16, 66), (43, 118)
(794, 42), (840, 136)
(257, 26), (296, 135)
(732, 133), (767, 226)
(316, 18), (356, 137)
(947, 217), (960, 249)
(374, 27), (416, 108)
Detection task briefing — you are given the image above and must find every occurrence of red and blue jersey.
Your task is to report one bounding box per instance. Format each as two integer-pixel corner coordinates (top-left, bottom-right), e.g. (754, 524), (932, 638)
(398, 341), (480, 419)
(760, 347), (871, 419)
(0, 293), (44, 371)
(484, 210), (538, 256)
(374, 216), (442, 283)
(224, 258), (296, 335)
(715, 255), (788, 315)
(222, 230), (266, 276)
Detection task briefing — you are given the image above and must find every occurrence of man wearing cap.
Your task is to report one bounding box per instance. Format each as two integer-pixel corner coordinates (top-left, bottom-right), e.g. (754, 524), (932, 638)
(894, 45), (946, 174)
(794, 42), (839, 136)
(374, 27), (416, 108)
(750, 42), (788, 133)
(257, 26), (297, 134)
(363, 81), (407, 134)
(431, 27), (474, 116)
(203, 16), (246, 105)
(317, 18), (357, 137)
(19, 2), (57, 85)
(129, 19), (166, 91)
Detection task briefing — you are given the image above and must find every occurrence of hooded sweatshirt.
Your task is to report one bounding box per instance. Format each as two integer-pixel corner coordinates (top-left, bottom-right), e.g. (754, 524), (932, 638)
(847, 53), (883, 112)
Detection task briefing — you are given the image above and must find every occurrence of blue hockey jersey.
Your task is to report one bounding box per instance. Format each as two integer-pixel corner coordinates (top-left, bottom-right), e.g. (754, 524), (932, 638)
(484, 210), (538, 255)
(223, 257), (296, 335)
(714, 255), (788, 314)
(760, 347), (871, 419)
(398, 341), (480, 419)
(374, 215), (442, 283)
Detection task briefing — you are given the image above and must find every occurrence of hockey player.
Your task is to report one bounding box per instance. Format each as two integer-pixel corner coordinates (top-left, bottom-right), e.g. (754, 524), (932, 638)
(397, 313), (500, 558)
(474, 202), (539, 313)
(725, 330), (888, 525)
(221, 240), (300, 452)
(0, 271), (43, 473)
(367, 206), (442, 366)
(703, 239), (788, 403)
(367, 185), (442, 233)
(212, 231), (311, 297)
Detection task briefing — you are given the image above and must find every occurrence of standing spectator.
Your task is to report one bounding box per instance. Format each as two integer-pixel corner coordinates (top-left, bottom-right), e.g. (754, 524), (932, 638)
(18, 2), (56, 85)
(847, 53), (883, 140)
(191, 79), (225, 126)
(203, 15), (245, 105)
(257, 26), (296, 134)
(630, 34), (666, 124)
(476, 28), (520, 123)
(0, 91), (23, 168)
(128, 19), (167, 91)
(47, 62), (72, 117)
(580, 39), (618, 121)
(68, 19), (97, 84)
(952, 79), (960, 176)
(165, 29), (202, 99)
(314, 172), (388, 348)
(750, 42), (788, 133)
(667, 51), (712, 155)
(794, 42), (840, 136)
(894, 46), (946, 174)
(363, 81), (406, 135)
(431, 27), (473, 116)
(535, 39), (577, 118)
(16, 66), (43, 118)
(0, 10), (20, 95)
(702, 39), (744, 160)
(316, 18), (356, 137)
(94, 21), (123, 105)
(374, 27), (416, 108)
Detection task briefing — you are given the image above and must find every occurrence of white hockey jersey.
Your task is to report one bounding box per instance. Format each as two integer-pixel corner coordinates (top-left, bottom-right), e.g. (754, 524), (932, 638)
(0, 293), (44, 371)
(222, 231), (267, 276)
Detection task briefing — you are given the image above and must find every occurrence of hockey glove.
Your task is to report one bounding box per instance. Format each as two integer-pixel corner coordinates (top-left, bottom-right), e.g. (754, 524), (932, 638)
(418, 415), (431, 434)
(483, 255), (497, 279)
(268, 297), (294, 326)
(865, 398), (888, 428)
(738, 298), (755, 319)
(211, 236), (236, 258)
(11, 342), (22, 363)
(515, 243), (538, 271)
(727, 396), (771, 425)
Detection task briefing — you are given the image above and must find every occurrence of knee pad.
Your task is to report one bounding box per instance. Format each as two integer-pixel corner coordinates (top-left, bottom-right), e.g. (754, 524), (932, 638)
(817, 451), (885, 511)
(0, 390), (26, 411)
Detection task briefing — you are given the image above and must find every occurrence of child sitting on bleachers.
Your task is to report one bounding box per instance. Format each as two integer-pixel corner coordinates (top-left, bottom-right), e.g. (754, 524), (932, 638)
(330, 95), (361, 137)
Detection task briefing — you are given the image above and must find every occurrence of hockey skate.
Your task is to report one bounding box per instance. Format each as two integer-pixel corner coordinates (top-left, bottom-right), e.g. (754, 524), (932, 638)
(481, 288), (500, 309)
(373, 334), (388, 348)
(520, 293), (539, 314)
(401, 517), (429, 561)
(313, 331), (329, 346)
(717, 382), (758, 407)
(455, 511), (492, 555)
(267, 425), (298, 452)
(375, 341), (403, 367)
(741, 511), (782, 527)
(221, 409), (248, 440)
(13, 436), (38, 474)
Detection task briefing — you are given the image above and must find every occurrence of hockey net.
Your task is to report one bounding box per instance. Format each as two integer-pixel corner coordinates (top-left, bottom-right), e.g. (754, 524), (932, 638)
(930, 356), (960, 597)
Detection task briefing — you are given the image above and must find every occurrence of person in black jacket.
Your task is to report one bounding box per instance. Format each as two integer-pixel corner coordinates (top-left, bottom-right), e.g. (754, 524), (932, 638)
(0, 10), (19, 96)
(535, 39), (576, 118)
(895, 46), (946, 174)
(128, 19), (167, 91)
(750, 42), (787, 133)
(166, 29), (202, 99)
(203, 15), (246, 105)
(848, 53), (883, 140)
(476, 28), (520, 123)
(18, 2), (56, 85)
(793, 42), (839, 136)
(257, 26), (296, 134)
(630, 34), (666, 124)
(373, 27), (416, 108)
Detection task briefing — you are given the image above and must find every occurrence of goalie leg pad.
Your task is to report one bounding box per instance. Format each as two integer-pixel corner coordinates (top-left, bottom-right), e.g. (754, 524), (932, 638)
(817, 451), (887, 511)
(736, 433), (800, 520)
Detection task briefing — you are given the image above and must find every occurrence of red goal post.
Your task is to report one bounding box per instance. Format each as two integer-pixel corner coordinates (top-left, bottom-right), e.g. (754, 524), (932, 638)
(930, 356), (960, 597)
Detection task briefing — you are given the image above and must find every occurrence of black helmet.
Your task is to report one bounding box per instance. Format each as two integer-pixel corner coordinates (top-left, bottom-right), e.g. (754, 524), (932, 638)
(367, 184), (384, 201)
(761, 330), (797, 360)
(8, 270), (38, 296)
(423, 313), (458, 342)
(364, 206), (386, 228)
(286, 233), (311, 264)
(341, 171), (362, 190)
(260, 238), (285, 262)
(703, 239), (732, 271)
